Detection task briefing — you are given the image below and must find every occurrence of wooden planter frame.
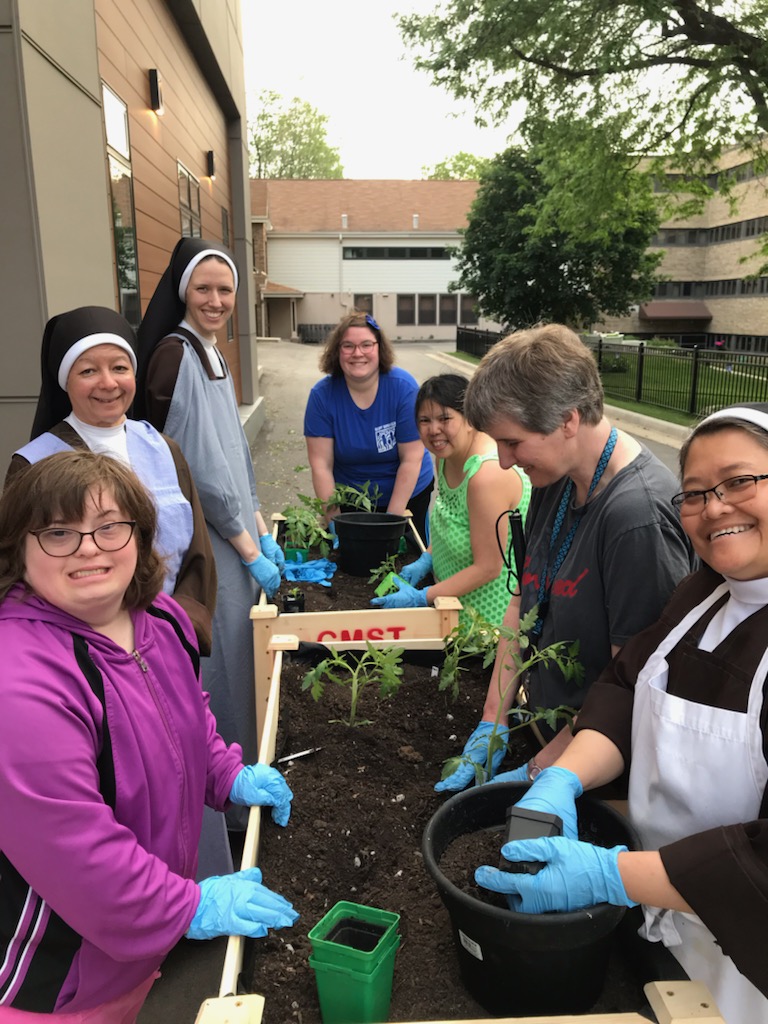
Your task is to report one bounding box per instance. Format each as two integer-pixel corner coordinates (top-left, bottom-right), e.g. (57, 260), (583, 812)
(251, 596), (463, 752)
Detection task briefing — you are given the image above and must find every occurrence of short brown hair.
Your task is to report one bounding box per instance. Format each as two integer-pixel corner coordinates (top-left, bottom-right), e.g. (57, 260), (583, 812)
(0, 450), (165, 608)
(319, 311), (395, 376)
(464, 324), (604, 435)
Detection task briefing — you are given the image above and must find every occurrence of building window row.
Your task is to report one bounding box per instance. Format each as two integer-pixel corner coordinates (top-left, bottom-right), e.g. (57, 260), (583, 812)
(343, 247), (451, 260)
(655, 277), (768, 299)
(396, 294), (477, 326)
(653, 216), (768, 247)
(655, 158), (765, 193)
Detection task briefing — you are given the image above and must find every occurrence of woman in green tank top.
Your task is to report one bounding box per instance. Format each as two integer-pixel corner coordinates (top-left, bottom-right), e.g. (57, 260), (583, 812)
(371, 374), (531, 625)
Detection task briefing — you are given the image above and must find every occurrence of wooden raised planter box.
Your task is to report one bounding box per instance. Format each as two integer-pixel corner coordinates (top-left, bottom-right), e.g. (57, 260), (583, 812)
(250, 596), (464, 752)
(193, 631), (725, 1024)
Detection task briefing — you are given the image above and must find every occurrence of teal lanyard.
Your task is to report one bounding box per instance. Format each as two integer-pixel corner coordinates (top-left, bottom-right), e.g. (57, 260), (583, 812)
(532, 427), (618, 638)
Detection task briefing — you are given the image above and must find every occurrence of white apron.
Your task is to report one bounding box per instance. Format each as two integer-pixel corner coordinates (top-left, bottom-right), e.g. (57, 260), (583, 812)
(628, 581), (768, 1022)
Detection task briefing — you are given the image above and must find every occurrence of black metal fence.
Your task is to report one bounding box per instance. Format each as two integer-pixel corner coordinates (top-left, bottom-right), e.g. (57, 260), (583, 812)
(455, 327), (768, 417)
(297, 323), (336, 344)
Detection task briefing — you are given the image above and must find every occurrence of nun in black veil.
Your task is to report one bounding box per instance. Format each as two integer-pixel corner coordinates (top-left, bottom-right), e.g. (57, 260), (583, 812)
(7, 305), (216, 653)
(6, 303), (234, 879)
(136, 238), (282, 779)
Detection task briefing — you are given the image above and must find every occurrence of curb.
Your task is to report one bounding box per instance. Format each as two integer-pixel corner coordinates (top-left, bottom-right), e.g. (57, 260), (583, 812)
(430, 351), (691, 451)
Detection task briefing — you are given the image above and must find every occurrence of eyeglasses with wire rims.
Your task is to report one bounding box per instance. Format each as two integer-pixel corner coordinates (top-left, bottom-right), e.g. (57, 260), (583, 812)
(671, 474), (768, 515)
(29, 521), (137, 557)
(340, 340), (378, 354)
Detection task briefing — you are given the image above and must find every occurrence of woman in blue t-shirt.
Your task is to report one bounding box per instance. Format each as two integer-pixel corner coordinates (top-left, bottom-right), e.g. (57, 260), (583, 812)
(304, 312), (433, 543)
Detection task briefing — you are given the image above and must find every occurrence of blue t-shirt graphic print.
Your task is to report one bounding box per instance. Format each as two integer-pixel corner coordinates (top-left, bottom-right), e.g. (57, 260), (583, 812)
(304, 366), (432, 504)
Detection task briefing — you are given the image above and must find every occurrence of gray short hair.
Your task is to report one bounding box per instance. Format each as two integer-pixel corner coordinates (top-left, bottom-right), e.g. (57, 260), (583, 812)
(464, 324), (604, 435)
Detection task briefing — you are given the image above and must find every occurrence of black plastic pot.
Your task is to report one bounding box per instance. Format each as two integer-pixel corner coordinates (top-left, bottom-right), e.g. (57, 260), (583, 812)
(422, 782), (640, 1018)
(282, 592), (305, 614)
(332, 512), (407, 577)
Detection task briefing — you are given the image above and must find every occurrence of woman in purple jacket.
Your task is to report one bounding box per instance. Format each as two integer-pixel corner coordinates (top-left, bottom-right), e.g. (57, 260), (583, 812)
(0, 451), (297, 1021)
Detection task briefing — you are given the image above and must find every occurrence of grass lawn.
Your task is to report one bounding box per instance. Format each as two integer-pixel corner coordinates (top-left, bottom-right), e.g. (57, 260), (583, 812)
(451, 347), (768, 425)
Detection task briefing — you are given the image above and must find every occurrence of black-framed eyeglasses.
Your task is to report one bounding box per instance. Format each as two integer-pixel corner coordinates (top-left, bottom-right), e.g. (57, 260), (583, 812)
(671, 474), (768, 515)
(30, 521), (136, 557)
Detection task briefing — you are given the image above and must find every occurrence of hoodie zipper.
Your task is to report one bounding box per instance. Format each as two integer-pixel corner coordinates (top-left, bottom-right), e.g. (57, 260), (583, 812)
(132, 649), (148, 672)
(132, 646), (191, 874)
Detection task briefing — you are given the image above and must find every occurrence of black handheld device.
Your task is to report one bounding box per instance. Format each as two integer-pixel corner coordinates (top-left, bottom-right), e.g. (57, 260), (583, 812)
(500, 805), (562, 875)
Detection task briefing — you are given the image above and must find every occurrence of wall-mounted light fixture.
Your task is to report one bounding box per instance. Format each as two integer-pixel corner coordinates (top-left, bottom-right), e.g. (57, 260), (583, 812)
(412, 213), (419, 229)
(206, 150), (216, 180)
(148, 69), (164, 115)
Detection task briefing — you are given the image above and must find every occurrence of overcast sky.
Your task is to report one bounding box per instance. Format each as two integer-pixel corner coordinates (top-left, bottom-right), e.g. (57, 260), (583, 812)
(240, 0), (520, 179)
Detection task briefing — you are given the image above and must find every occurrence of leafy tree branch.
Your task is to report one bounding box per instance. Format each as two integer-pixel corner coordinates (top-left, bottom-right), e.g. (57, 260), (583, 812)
(249, 90), (344, 179)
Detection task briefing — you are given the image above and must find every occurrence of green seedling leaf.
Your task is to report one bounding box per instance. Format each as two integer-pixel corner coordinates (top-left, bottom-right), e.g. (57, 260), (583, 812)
(440, 603), (581, 784)
(300, 641), (405, 727)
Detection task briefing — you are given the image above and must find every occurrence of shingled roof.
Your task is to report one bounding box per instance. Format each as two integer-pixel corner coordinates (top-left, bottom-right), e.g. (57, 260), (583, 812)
(249, 179), (478, 233)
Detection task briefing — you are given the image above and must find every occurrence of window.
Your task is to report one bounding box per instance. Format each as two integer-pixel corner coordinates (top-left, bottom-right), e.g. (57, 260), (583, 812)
(397, 295), (416, 325)
(102, 83), (140, 328)
(353, 294), (373, 314)
(460, 295), (478, 325)
(439, 294), (457, 325)
(343, 247), (450, 260)
(418, 294), (437, 325)
(178, 163), (201, 237)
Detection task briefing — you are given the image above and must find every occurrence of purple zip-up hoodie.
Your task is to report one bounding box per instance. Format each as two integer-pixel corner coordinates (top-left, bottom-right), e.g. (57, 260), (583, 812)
(0, 586), (243, 1013)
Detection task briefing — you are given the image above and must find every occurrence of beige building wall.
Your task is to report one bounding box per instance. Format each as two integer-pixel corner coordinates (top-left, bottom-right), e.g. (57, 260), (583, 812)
(0, 0), (116, 459)
(602, 147), (768, 347)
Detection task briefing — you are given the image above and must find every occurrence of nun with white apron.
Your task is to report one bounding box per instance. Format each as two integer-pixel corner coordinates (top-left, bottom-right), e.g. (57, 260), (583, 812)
(475, 403), (768, 1022)
(136, 238), (283, 806)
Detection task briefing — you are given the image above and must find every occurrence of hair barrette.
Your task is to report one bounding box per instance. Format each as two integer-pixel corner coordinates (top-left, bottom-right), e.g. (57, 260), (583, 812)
(365, 313), (381, 331)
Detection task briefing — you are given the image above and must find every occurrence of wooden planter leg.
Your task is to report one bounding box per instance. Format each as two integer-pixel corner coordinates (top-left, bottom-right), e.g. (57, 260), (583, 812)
(644, 980), (725, 1022)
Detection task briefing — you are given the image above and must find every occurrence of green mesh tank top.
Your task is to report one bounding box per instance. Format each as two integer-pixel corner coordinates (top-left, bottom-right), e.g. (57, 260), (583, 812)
(431, 453), (531, 626)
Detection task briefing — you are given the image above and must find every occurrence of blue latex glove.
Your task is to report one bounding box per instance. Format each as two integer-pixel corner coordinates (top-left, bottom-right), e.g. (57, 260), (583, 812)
(434, 720), (510, 793)
(230, 764), (293, 826)
(242, 554), (281, 598)
(187, 867), (299, 940)
(370, 578), (428, 609)
(283, 558), (337, 587)
(475, 836), (637, 913)
(328, 520), (340, 549)
(259, 533), (285, 571)
(399, 550), (433, 586)
(490, 763), (530, 783)
(513, 766), (583, 841)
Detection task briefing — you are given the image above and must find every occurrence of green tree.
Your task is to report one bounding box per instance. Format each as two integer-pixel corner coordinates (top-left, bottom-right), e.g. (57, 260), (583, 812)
(452, 144), (663, 329)
(399, 1), (768, 175)
(249, 90), (343, 179)
(422, 151), (492, 179)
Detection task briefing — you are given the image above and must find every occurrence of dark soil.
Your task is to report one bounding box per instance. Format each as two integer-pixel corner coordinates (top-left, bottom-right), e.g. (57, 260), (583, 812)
(243, 559), (653, 1022)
